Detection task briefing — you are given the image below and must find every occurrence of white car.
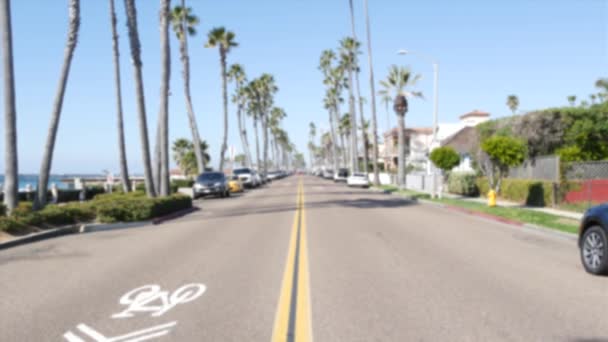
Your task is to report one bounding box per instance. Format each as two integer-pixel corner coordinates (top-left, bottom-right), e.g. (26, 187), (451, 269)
(233, 168), (259, 188)
(347, 172), (370, 188)
(333, 168), (349, 182)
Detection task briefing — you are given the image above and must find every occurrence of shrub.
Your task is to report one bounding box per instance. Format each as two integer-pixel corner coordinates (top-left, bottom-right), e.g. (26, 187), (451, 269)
(11, 202), (34, 217)
(93, 193), (192, 223)
(0, 203), (6, 217)
(85, 186), (107, 200)
(448, 172), (479, 197)
(430, 147), (461, 173)
(475, 178), (575, 207)
(37, 203), (96, 226)
(0, 216), (25, 232)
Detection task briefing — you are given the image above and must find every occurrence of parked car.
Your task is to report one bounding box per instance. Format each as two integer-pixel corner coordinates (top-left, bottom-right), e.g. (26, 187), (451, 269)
(322, 169), (334, 179)
(227, 175), (244, 193)
(233, 168), (258, 188)
(579, 203), (608, 275)
(347, 172), (370, 188)
(193, 172), (230, 198)
(267, 171), (281, 180)
(334, 168), (349, 182)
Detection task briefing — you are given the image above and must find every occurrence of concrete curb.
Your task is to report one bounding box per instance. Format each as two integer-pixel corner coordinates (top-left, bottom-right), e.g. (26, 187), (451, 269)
(0, 207), (198, 251)
(0, 226), (78, 250)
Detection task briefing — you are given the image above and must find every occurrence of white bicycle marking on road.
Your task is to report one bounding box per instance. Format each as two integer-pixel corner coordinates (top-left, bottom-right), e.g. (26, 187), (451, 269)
(63, 321), (177, 342)
(112, 284), (206, 318)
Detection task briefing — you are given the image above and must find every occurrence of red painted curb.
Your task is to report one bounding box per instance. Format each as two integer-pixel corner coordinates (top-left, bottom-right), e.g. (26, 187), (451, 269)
(444, 205), (524, 227)
(152, 207), (198, 225)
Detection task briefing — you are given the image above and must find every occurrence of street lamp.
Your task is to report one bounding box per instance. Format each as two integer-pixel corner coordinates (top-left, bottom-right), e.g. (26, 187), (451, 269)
(398, 49), (440, 197)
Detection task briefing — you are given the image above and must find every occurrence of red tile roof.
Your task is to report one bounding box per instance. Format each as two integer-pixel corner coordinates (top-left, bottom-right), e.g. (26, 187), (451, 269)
(459, 110), (490, 120)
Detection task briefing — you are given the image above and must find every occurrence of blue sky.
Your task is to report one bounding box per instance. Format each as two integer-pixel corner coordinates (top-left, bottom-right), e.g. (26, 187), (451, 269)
(0, 0), (606, 174)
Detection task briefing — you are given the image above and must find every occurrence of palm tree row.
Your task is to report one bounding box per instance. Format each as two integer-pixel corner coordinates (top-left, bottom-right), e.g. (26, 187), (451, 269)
(1, 0), (290, 212)
(312, 0), (382, 184)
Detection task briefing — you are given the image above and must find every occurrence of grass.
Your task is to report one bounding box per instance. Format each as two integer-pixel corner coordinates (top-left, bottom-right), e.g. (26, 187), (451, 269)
(373, 185), (580, 234)
(431, 198), (579, 234)
(555, 201), (597, 214)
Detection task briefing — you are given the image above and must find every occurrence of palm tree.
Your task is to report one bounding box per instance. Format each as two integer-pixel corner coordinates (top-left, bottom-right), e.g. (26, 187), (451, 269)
(567, 95), (577, 106)
(244, 81), (262, 170)
(36, 0), (81, 208)
(1, 0), (18, 212)
(378, 65), (423, 188)
(346, 1), (369, 174)
(506, 95), (519, 116)
(339, 37), (360, 173)
(339, 113), (352, 163)
(108, 0), (131, 193)
(364, 0), (380, 185)
(308, 122), (316, 169)
(595, 78), (608, 93)
(170, 3), (205, 174)
(319, 50), (346, 169)
(269, 107), (286, 167)
(205, 27), (238, 172)
(590, 94), (597, 105)
(156, 0), (171, 196)
(122, 0), (156, 197)
(228, 64), (253, 168)
(172, 138), (210, 177)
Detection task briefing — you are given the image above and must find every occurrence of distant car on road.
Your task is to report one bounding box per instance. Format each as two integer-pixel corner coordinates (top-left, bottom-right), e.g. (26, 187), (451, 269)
(347, 172), (370, 188)
(193, 172), (230, 198)
(579, 204), (608, 275)
(227, 175), (244, 193)
(322, 169), (334, 179)
(334, 168), (349, 182)
(233, 168), (258, 188)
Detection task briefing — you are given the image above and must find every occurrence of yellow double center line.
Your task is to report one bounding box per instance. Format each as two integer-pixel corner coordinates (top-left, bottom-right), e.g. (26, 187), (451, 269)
(272, 180), (312, 342)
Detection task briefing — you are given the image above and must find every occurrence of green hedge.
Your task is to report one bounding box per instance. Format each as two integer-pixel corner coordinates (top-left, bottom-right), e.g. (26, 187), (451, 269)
(476, 178), (560, 207)
(448, 172), (479, 197)
(0, 193), (192, 231)
(92, 193), (192, 223)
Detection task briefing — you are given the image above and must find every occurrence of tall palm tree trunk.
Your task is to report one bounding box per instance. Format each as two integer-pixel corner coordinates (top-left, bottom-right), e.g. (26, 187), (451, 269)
(36, 0), (80, 208)
(253, 117), (261, 169)
(109, 0), (131, 192)
(218, 49), (229, 172)
(124, 0), (156, 197)
(1, 0), (18, 212)
(153, 120), (161, 194)
(178, 0), (205, 173)
(347, 69), (359, 173)
(364, 0), (380, 185)
(262, 113), (269, 176)
(236, 104), (252, 168)
(397, 114), (405, 187)
(328, 110), (340, 172)
(348, 0), (368, 175)
(157, 0), (171, 196)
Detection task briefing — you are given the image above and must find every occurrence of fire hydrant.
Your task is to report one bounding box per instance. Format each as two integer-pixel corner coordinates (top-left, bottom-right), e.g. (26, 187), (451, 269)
(488, 190), (497, 207)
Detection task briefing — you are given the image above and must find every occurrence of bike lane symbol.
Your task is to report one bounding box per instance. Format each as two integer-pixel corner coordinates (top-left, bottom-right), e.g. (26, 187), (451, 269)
(62, 283), (206, 341)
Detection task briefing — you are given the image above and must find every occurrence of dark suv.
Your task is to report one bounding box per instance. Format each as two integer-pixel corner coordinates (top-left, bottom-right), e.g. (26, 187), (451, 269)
(193, 172), (230, 198)
(579, 203), (608, 275)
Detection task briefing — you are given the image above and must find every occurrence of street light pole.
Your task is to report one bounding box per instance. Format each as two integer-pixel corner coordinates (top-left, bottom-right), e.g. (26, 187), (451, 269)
(397, 49), (439, 197)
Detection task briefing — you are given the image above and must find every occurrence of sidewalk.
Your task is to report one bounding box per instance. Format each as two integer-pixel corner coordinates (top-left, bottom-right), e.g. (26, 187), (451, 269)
(441, 193), (583, 220)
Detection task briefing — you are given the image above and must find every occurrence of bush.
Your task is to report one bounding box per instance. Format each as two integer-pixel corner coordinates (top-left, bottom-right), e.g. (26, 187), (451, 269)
(0, 203), (6, 217)
(475, 178), (573, 207)
(37, 203), (96, 226)
(430, 147), (461, 173)
(93, 193), (192, 223)
(448, 172), (479, 197)
(0, 216), (25, 232)
(85, 186), (107, 200)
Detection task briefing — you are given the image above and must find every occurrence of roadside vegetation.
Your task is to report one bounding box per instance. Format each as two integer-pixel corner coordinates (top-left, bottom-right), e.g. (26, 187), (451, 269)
(372, 185), (579, 234)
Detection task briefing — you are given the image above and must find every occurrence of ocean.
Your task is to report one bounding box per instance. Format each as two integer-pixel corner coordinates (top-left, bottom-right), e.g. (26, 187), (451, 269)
(0, 174), (101, 190)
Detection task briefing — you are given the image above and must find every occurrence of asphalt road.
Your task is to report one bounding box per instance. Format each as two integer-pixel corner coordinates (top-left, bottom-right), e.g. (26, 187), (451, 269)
(0, 176), (607, 341)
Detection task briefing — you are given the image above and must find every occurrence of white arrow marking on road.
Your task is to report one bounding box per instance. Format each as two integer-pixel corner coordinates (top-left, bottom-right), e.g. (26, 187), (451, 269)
(63, 321), (177, 342)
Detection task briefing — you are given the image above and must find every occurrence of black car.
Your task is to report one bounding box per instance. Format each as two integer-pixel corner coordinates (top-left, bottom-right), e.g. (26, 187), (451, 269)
(193, 172), (230, 198)
(579, 203), (608, 275)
